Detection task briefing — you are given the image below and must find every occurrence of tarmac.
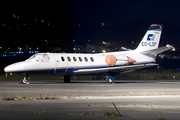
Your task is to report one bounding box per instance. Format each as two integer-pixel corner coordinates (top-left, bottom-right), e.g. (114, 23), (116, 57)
(0, 78), (180, 120)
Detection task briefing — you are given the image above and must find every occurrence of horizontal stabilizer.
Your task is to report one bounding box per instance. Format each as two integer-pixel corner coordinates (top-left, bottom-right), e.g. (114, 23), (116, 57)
(140, 44), (174, 55)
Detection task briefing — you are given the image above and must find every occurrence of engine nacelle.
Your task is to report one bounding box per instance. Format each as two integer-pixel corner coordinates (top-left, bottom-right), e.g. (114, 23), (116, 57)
(105, 55), (136, 66)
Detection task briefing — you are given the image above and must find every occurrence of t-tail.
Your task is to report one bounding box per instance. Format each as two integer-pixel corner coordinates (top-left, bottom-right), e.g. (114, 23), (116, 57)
(127, 24), (173, 64)
(135, 24), (163, 53)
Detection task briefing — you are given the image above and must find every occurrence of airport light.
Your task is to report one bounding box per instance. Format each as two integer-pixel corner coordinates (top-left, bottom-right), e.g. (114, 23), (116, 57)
(101, 22), (105, 27)
(102, 41), (106, 44)
(172, 48), (176, 51)
(45, 40), (48, 43)
(13, 14), (15, 18)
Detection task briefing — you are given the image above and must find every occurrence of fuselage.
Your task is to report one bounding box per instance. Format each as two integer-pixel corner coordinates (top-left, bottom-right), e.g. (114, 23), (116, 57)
(3, 52), (123, 74)
(4, 49), (156, 76)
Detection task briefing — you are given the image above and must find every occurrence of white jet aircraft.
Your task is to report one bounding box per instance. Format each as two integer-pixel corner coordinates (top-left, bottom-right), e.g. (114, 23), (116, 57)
(4, 24), (173, 84)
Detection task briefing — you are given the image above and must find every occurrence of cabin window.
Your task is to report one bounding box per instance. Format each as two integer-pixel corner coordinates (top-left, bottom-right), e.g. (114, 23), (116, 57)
(79, 57), (82, 62)
(73, 57), (77, 62)
(61, 57), (65, 62)
(67, 57), (71, 62)
(90, 57), (94, 62)
(84, 57), (88, 62)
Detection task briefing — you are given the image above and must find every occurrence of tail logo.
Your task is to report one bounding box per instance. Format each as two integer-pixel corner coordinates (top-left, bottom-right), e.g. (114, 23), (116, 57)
(147, 34), (155, 41)
(142, 34), (156, 47)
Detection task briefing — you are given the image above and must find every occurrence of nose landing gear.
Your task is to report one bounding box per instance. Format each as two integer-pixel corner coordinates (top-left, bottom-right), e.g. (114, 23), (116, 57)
(21, 74), (30, 84)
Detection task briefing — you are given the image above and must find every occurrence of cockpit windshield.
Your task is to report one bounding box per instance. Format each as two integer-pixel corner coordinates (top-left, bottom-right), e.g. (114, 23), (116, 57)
(27, 53), (50, 62)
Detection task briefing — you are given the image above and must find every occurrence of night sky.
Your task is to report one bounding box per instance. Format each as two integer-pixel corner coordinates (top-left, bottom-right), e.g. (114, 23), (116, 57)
(1, 0), (180, 45)
(50, 0), (180, 24)
(2, 0), (180, 24)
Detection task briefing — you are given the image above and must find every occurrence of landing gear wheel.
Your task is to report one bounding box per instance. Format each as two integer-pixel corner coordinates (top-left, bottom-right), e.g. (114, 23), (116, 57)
(63, 75), (71, 83)
(106, 76), (112, 84)
(21, 73), (29, 84)
(22, 77), (28, 84)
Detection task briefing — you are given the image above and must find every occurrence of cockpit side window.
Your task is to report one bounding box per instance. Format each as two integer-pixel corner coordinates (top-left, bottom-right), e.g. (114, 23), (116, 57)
(27, 54), (41, 61)
(27, 54), (50, 62)
(42, 54), (50, 62)
(28, 55), (36, 60)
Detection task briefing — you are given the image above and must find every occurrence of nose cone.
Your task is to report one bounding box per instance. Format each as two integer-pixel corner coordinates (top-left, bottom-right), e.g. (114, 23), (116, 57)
(4, 66), (10, 73)
(4, 63), (19, 73)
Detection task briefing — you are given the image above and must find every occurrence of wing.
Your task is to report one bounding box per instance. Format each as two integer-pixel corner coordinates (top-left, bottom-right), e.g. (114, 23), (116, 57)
(73, 63), (158, 74)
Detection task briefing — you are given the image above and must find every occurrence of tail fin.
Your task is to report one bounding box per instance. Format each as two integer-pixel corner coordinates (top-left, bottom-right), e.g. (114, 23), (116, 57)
(127, 24), (173, 64)
(135, 24), (163, 52)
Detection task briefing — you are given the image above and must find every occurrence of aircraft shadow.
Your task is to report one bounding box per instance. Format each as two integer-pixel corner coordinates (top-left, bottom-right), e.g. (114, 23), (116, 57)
(27, 80), (154, 84)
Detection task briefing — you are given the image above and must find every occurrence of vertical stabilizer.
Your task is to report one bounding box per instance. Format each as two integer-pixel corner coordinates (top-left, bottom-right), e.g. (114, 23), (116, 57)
(135, 24), (163, 52)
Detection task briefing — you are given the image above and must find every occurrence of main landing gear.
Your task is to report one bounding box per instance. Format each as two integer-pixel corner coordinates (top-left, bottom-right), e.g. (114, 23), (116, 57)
(62, 75), (71, 83)
(106, 75), (116, 84)
(21, 74), (30, 84)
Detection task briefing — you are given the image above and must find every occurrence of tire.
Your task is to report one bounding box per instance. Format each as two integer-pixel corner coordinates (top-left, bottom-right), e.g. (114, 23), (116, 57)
(106, 76), (112, 84)
(63, 76), (71, 83)
(22, 77), (28, 84)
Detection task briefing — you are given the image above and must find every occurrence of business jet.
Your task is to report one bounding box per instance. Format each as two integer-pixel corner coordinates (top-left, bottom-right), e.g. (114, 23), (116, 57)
(4, 24), (173, 84)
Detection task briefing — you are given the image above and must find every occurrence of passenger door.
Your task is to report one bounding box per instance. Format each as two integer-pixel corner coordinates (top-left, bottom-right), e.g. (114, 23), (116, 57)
(54, 54), (68, 74)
